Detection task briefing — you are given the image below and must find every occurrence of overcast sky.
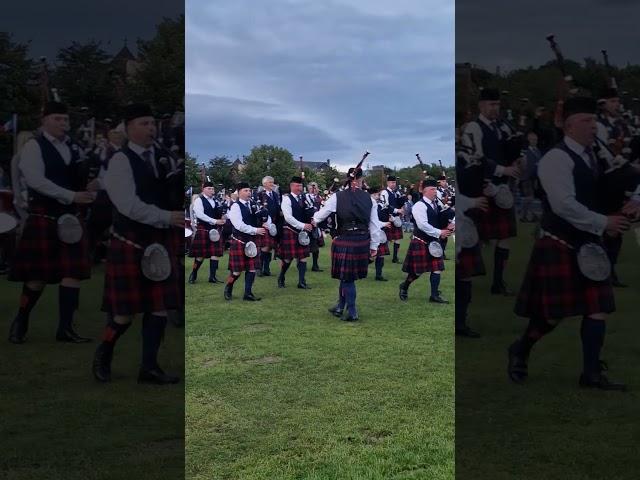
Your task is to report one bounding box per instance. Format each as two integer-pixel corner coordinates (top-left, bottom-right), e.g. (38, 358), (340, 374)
(1, 0), (182, 59)
(457, 0), (640, 71)
(186, 0), (454, 171)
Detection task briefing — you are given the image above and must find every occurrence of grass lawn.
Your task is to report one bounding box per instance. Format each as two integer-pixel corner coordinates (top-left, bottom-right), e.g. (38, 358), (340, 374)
(456, 222), (640, 480)
(186, 236), (455, 480)
(0, 264), (185, 480)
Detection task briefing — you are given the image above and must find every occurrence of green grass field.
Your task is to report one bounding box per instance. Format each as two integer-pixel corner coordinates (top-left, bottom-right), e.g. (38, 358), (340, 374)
(456, 222), (640, 480)
(0, 264), (185, 480)
(186, 237), (455, 480)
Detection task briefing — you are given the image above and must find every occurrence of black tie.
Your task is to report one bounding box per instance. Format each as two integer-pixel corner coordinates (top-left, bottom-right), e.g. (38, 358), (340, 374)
(585, 147), (598, 175)
(142, 150), (157, 177)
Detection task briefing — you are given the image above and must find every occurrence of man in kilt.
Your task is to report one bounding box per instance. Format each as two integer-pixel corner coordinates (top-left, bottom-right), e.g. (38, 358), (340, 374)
(307, 182), (325, 272)
(368, 186), (392, 281)
(277, 176), (313, 289)
(508, 96), (633, 391)
(8, 101), (95, 344)
(225, 182), (271, 301)
(399, 179), (453, 304)
(454, 192), (488, 338)
(596, 87), (631, 288)
(313, 167), (382, 321)
(92, 103), (184, 384)
(257, 175), (280, 276)
(188, 181), (226, 284)
(460, 88), (522, 295)
(379, 175), (405, 263)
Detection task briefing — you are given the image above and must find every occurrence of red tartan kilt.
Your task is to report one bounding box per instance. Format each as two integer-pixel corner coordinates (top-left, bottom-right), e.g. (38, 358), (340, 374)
(514, 237), (615, 320)
(473, 200), (517, 240)
(257, 231), (278, 250)
(102, 237), (181, 315)
(402, 238), (444, 275)
(166, 227), (184, 257)
(9, 214), (91, 283)
(384, 224), (403, 241)
(331, 231), (370, 281)
(278, 227), (310, 260)
(189, 227), (223, 258)
(228, 238), (259, 272)
(456, 245), (486, 278)
(377, 242), (390, 256)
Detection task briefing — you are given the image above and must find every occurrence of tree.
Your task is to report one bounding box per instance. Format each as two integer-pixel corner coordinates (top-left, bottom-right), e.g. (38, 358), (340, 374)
(53, 40), (117, 118)
(320, 165), (343, 190)
(243, 145), (296, 187)
(185, 152), (201, 190)
(207, 155), (233, 188)
(0, 33), (39, 155)
(130, 16), (185, 114)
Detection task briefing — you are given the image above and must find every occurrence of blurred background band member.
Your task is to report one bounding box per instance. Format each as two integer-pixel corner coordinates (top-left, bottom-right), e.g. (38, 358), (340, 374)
(8, 101), (94, 344)
(399, 179), (453, 304)
(258, 175), (280, 276)
(379, 175), (404, 263)
(93, 103), (183, 385)
(509, 96), (633, 391)
(187, 181), (225, 284)
(225, 182), (271, 301)
(460, 88), (522, 296)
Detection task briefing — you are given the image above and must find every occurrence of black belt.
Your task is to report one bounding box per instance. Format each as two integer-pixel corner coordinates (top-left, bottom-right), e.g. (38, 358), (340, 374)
(338, 228), (367, 235)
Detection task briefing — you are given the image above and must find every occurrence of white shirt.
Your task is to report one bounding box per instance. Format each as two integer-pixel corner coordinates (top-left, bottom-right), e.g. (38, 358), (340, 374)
(19, 131), (79, 205)
(537, 136), (608, 236)
(281, 193), (307, 230)
(104, 142), (171, 228)
(379, 188), (403, 215)
(412, 197), (442, 238)
(193, 195), (218, 225)
(228, 199), (272, 236)
(313, 191), (382, 250)
(370, 197), (388, 229)
(460, 114), (506, 177)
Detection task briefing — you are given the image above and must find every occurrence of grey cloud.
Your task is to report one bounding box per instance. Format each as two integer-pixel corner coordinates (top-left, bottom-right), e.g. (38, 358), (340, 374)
(186, 0), (454, 168)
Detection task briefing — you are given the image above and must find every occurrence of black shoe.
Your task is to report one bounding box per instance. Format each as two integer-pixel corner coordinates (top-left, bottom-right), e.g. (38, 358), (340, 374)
(277, 276), (285, 288)
(456, 326), (481, 338)
(311, 266), (323, 272)
(208, 276), (223, 284)
(224, 283), (233, 301)
(297, 283), (311, 289)
(56, 328), (92, 343)
(243, 293), (262, 301)
(391, 258), (400, 264)
(137, 367), (180, 385)
(262, 270), (272, 277)
(491, 283), (514, 296)
(375, 276), (388, 282)
(92, 343), (114, 382)
(328, 305), (344, 317)
(399, 282), (408, 301)
(429, 295), (449, 304)
(507, 340), (529, 384)
(341, 312), (359, 322)
(8, 317), (28, 344)
(188, 271), (197, 284)
(579, 373), (627, 392)
(611, 279), (628, 288)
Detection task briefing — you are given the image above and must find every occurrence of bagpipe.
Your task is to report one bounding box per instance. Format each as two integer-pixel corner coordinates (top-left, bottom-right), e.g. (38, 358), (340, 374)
(152, 138), (185, 212)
